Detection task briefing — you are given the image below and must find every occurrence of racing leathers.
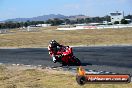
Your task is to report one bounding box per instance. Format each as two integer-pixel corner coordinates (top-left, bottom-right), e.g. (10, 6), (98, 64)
(48, 44), (63, 63)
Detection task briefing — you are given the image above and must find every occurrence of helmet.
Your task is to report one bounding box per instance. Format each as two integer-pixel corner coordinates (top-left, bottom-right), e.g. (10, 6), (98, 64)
(49, 40), (58, 47)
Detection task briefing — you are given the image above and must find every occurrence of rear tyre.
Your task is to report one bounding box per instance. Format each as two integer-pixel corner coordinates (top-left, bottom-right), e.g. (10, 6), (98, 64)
(62, 62), (67, 66)
(73, 57), (81, 66)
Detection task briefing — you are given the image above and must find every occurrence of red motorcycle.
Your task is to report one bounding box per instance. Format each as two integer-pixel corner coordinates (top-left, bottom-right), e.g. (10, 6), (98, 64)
(52, 46), (81, 66)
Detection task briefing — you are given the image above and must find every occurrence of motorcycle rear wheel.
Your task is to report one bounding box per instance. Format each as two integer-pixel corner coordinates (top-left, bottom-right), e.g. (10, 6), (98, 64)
(71, 57), (81, 66)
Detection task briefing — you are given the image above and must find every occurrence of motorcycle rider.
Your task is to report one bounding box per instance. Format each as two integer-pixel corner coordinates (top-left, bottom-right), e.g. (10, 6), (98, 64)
(48, 40), (63, 63)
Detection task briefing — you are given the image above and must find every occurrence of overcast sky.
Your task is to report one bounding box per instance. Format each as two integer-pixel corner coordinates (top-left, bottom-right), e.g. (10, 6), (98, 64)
(0, 0), (132, 21)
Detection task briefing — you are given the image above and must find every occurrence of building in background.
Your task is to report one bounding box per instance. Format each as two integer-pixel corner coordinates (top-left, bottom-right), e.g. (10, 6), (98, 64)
(36, 24), (51, 27)
(110, 11), (124, 24)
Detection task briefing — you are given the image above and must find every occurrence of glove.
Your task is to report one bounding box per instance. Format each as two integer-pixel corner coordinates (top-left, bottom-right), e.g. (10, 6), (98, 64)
(52, 56), (56, 63)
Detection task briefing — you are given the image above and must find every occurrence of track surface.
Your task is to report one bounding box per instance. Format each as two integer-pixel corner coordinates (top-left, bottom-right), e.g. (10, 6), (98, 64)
(0, 46), (132, 75)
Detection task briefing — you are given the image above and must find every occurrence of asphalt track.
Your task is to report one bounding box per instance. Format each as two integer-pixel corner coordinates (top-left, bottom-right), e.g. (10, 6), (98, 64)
(0, 46), (132, 75)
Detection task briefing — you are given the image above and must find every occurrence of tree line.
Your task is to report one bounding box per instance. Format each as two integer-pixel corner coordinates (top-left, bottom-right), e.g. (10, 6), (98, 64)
(0, 16), (110, 29)
(0, 15), (132, 29)
(0, 21), (45, 29)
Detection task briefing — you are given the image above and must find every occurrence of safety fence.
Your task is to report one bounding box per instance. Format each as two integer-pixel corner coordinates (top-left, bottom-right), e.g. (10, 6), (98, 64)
(57, 24), (132, 30)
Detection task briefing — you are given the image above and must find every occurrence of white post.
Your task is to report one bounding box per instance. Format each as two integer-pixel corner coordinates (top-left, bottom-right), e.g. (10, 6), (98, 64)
(27, 26), (30, 31)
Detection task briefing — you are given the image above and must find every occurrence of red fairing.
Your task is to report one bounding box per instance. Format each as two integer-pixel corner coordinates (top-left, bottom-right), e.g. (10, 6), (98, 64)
(62, 47), (73, 56)
(61, 47), (73, 63)
(48, 44), (81, 65)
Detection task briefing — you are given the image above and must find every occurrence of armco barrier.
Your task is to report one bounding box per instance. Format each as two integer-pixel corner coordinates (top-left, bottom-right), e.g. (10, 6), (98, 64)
(57, 24), (132, 30)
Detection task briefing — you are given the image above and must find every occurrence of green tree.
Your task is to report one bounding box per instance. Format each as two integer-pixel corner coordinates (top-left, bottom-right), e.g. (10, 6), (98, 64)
(16, 23), (21, 28)
(24, 22), (28, 27)
(77, 18), (85, 24)
(64, 19), (71, 24)
(125, 15), (132, 19)
(114, 21), (119, 24)
(104, 15), (111, 22)
(121, 19), (128, 24)
(46, 18), (63, 26)
(46, 19), (54, 26)
(0, 24), (2, 29)
(20, 22), (24, 27)
(1, 23), (6, 29)
(5, 21), (15, 29)
(37, 21), (45, 24)
(53, 18), (64, 25)
(85, 18), (91, 23)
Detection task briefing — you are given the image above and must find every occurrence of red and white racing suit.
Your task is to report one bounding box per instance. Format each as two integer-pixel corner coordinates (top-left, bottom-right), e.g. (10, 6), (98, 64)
(48, 44), (63, 62)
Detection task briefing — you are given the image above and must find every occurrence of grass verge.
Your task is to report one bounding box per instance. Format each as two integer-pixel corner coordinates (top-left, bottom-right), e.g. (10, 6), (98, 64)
(0, 27), (132, 48)
(0, 65), (131, 88)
